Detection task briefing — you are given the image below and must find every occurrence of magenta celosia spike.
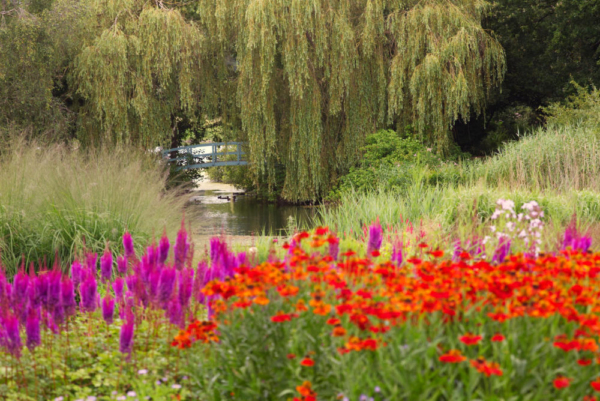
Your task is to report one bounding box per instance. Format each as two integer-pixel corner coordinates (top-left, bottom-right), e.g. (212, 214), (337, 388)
(47, 270), (62, 311)
(102, 295), (115, 325)
(178, 268), (193, 309)
(174, 221), (190, 271)
(119, 321), (134, 354)
(61, 278), (76, 316)
(167, 298), (182, 327)
(52, 303), (65, 326)
(367, 223), (383, 255)
(158, 232), (170, 265)
(125, 275), (137, 293)
(3, 315), (22, 358)
(193, 261), (208, 303)
(577, 236), (592, 253)
(86, 253), (98, 272)
(236, 252), (246, 268)
(117, 256), (127, 275)
(148, 270), (160, 302)
(80, 276), (97, 313)
(328, 239), (339, 261)
(25, 309), (41, 351)
(36, 274), (49, 309)
(492, 238), (511, 264)
(100, 249), (113, 282)
(392, 241), (403, 266)
(158, 268), (176, 306)
(123, 231), (135, 259)
(12, 269), (29, 307)
(71, 260), (82, 289)
(113, 277), (124, 299)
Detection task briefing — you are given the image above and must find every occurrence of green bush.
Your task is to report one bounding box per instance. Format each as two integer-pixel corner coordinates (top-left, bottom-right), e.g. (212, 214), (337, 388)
(0, 139), (187, 276)
(329, 130), (468, 199)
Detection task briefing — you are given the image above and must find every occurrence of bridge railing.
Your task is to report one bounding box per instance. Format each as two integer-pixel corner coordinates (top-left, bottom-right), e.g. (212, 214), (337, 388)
(161, 142), (248, 170)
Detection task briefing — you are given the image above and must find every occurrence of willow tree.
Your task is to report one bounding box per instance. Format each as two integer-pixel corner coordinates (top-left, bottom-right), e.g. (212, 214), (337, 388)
(197, 0), (505, 201)
(72, 0), (205, 146)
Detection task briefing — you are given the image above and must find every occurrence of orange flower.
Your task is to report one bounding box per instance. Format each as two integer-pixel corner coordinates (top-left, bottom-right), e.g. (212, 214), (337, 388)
(491, 333), (505, 342)
(459, 333), (482, 346)
(300, 357), (315, 367)
(332, 326), (347, 337)
(254, 295), (270, 305)
(470, 357), (503, 377)
(554, 377), (570, 389)
(296, 380), (316, 396)
(439, 349), (466, 363)
(296, 299), (308, 312)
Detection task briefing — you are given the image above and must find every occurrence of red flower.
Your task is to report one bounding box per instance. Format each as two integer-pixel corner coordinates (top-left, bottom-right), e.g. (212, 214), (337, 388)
(371, 250), (381, 257)
(271, 312), (293, 323)
(583, 396), (597, 401)
(300, 357), (315, 367)
(439, 349), (466, 363)
(591, 378), (600, 392)
(578, 358), (593, 366)
(326, 318), (341, 325)
(428, 250), (444, 258)
(491, 334), (505, 342)
(287, 353), (297, 359)
(407, 258), (422, 265)
(460, 333), (482, 346)
(554, 377), (570, 389)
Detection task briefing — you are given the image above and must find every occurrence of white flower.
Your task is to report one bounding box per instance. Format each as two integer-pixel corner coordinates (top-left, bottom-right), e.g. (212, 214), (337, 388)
(86, 397), (97, 401)
(506, 222), (516, 231)
(54, 398), (64, 401)
(518, 230), (527, 238)
(490, 225), (496, 232)
(517, 213), (523, 222)
(127, 392), (137, 398)
(172, 384), (182, 389)
(138, 369), (148, 375)
(117, 397), (126, 401)
(491, 210), (502, 220)
(482, 236), (491, 244)
(521, 201), (539, 211)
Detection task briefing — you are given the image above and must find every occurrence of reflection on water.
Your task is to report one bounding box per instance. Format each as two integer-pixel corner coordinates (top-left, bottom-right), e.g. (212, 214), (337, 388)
(188, 189), (316, 236)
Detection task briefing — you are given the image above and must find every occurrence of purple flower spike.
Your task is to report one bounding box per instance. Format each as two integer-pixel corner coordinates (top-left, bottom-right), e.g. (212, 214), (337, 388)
(25, 310), (41, 351)
(158, 268), (176, 306)
(367, 223), (383, 255)
(71, 261), (82, 289)
(123, 231), (135, 259)
(392, 241), (403, 266)
(158, 233), (170, 265)
(80, 276), (97, 313)
(577, 236), (592, 253)
(13, 270), (29, 306)
(102, 295), (115, 325)
(3, 315), (22, 358)
(167, 299), (182, 328)
(36, 274), (49, 309)
(178, 268), (194, 309)
(86, 253), (98, 272)
(492, 238), (511, 264)
(61, 278), (76, 316)
(328, 238), (339, 261)
(47, 270), (62, 311)
(119, 321), (135, 355)
(174, 222), (190, 271)
(117, 256), (127, 275)
(113, 277), (125, 299)
(100, 250), (113, 282)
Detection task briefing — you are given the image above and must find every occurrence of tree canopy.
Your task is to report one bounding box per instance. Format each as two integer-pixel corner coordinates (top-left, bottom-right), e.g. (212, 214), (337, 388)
(198, 0), (505, 200)
(1, 0), (506, 201)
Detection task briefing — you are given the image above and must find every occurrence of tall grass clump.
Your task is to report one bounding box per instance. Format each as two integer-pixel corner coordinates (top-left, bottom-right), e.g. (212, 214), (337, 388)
(0, 139), (187, 276)
(471, 123), (600, 191)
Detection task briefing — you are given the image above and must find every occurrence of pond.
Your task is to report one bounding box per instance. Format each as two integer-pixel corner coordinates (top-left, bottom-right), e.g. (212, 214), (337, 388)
(188, 187), (317, 236)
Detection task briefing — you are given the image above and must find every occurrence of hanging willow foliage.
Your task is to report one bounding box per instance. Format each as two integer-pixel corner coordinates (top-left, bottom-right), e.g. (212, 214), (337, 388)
(73, 0), (204, 147)
(197, 0), (505, 201)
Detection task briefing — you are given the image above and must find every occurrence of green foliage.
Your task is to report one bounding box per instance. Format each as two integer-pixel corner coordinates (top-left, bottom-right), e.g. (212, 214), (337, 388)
(543, 82), (600, 129)
(0, 316), (190, 400)
(329, 129), (467, 198)
(486, 0), (600, 107)
(0, 138), (186, 275)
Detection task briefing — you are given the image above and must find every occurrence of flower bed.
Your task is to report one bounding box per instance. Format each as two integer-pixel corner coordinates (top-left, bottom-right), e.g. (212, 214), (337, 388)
(2, 204), (600, 400)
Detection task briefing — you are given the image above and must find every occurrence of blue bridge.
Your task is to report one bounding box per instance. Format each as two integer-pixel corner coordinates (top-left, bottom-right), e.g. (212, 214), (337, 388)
(162, 142), (247, 170)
